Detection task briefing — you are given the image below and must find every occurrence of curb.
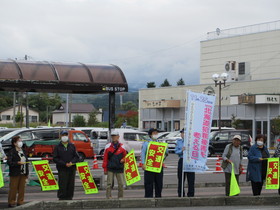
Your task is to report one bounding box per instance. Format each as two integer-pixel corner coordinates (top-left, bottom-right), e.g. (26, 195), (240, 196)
(0, 182), (251, 193)
(12, 196), (280, 209)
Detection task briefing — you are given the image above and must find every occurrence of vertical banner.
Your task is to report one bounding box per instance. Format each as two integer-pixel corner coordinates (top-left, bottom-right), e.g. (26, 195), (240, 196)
(76, 162), (98, 194)
(229, 163), (240, 196)
(32, 160), (59, 191)
(0, 164), (4, 188)
(266, 158), (279, 189)
(124, 149), (141, 186)
(184, 91), (216, 172)
(145, 142), (168, 173)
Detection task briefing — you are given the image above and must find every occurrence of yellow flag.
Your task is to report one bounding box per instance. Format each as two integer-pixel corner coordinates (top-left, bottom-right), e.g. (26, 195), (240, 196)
(124, 149), (141, 186)
(0, 164), (4, 188)
(32, 160), (59, 191)
(265, 158), (279, 189)
(229, 163), (240, 196)
(145, 142), (168, 173)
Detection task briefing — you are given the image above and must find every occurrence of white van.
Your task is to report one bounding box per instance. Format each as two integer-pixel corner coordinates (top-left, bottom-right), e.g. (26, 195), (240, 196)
(113, 128), (149, 157)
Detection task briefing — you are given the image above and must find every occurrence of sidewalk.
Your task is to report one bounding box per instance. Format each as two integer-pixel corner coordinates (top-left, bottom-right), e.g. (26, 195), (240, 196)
(0, 183), (279, 209)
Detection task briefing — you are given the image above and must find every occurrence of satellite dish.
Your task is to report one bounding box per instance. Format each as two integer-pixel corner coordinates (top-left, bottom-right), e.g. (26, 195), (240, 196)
(216, 28), (221, 36)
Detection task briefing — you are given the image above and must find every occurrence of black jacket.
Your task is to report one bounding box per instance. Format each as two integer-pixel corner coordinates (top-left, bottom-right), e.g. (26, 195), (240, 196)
(7, 148), (29, 176)
(53, 142), (80, 171)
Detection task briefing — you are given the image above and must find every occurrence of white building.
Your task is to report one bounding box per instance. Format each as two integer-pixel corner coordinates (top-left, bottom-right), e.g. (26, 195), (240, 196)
(139, 20), (280, 148)
(52, 103), (102, 125)
(0, 105), (39, 124)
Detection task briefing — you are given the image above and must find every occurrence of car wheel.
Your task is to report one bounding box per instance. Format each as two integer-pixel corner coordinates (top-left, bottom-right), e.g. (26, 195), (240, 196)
(78, 152), (86, 161)
(208, 148), (213, 157)
(243, 148), (249, 157)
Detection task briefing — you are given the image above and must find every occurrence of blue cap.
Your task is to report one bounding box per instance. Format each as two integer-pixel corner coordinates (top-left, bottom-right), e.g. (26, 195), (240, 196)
(180, 128), (185, 133)
(60, 130), (68, 135)
(148, 128), (158, 135)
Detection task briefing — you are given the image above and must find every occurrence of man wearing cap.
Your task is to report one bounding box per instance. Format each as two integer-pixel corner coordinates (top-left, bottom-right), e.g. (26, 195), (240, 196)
(141, 128), (168, 198)
(175, 128), (195, 197)
(53, 130), (80, 200)
(102, 130), (127, 199)
(222, 135), (243, 196)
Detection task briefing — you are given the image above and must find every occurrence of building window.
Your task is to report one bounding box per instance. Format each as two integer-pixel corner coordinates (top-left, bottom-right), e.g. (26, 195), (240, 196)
(31, 116), (38, 122)
(239, 62), (245, 75)
(2, 115), (11, 120)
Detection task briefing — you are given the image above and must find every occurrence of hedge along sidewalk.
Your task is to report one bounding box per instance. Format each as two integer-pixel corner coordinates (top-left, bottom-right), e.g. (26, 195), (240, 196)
(13, 196), (280, 210)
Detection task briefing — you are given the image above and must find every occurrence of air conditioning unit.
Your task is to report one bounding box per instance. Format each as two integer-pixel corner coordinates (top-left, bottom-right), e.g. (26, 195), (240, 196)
(224, 61), (237, 81)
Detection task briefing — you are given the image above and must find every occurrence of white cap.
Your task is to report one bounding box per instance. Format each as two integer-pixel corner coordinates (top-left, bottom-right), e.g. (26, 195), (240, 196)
(111, 131), (119, 136)
(233, 135), (241, 141)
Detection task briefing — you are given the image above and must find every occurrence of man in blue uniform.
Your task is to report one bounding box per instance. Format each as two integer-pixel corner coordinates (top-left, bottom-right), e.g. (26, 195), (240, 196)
(175, 128), (195, 197)
(141, 128), (168, 198)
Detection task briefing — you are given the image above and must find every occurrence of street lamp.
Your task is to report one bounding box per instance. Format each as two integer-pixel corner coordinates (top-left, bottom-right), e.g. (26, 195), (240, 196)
(212, 73), (228, 132)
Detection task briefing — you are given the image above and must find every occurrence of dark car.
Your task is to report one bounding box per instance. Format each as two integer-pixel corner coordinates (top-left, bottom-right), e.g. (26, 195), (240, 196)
(0, 128), (67, 154)
(208, 129), (252, 157)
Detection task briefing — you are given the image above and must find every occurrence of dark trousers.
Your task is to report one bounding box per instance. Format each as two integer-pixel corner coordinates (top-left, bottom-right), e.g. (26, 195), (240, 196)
(224, 172), (239, 196)
(57, 169), (76, 200)
(251, 181), (264, 196)
(144, 170), (163, 198)
(177, 158), (195, 197)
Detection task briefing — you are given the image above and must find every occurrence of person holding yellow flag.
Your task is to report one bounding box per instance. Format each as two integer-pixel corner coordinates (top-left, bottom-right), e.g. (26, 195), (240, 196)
(221, 135), (243, 196)
(273, 138), (280, 195)
(141, 128), (168, 198)
(7, 136), (29, 208)
(53, 130), (80, 200)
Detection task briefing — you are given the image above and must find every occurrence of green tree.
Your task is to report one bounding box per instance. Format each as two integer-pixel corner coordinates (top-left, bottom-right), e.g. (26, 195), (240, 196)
(177, 78), (185, 86)
(160, 79), (171, 87)
(146, 82), (156, 88)
(15, 111), (24, 123)
(87, 111), (99, 126)
(115, 110), (138, 128)
(231, 114), (241, 129)
(72, 115), (86, 127)
(120, 101), (137, 111)
(28, 93), (62, 122)
(271, 116), (280, 135)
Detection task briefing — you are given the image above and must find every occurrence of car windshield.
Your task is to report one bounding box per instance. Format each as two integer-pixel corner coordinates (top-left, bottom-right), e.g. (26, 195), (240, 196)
(0, 129), (27, 143)
(165, 131), (180, 138)
(138, 134), (150, 141)
(209, 131), (217, 140)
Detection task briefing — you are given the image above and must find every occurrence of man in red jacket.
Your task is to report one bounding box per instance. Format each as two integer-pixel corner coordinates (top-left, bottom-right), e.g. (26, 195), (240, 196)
(102, 131), (127, 199)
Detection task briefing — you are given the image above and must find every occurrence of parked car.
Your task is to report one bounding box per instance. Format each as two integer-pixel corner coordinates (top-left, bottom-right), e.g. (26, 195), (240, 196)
(0, 128), (21, 138)
(208, 129), (252, 157)
(89, 128), (109, 156)
(157, 132), (170, 142)
(114, 128), (149, 157)
(210, 127), (236, 132)
(162, 131), (181, 152)
(0, 127), (68, 154)
(26, 130), (94, 161)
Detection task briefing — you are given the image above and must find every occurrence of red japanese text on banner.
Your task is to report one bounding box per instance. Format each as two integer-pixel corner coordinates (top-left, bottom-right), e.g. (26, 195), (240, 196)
(76, 162), (98, 194)
(32, 160), (59, 191)
(124, 149), (141, 186)
(145, 142), (168, 173)
(266, 158), (279, 190)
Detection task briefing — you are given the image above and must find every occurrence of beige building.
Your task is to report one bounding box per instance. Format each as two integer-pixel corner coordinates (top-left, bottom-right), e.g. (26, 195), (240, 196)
(52, 103), (102, 125)
(139, 21), (280, 148)
(0, 105), (39, 124)
(200, 21), (280, 84)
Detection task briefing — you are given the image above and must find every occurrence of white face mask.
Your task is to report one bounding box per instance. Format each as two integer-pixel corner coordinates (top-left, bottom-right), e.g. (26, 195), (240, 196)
(257, 141), (264, 146)
(152, 135), (158, 140)
(17, 141), (23, 148)
(61, 136), (69, 142)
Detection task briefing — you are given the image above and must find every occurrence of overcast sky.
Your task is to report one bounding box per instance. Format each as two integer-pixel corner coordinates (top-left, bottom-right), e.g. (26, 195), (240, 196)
(1, 0), (280, 91)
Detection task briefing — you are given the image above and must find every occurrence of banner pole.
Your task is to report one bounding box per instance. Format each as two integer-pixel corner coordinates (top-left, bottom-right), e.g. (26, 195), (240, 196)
(181, 152), (184, 198)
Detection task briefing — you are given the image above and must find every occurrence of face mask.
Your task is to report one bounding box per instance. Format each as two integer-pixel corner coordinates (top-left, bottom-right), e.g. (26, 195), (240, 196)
(152, 135), (158, 140)
(17, 141), (23, 148)
(257, 141), (264, 146)
(61, 136), (68, 142)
